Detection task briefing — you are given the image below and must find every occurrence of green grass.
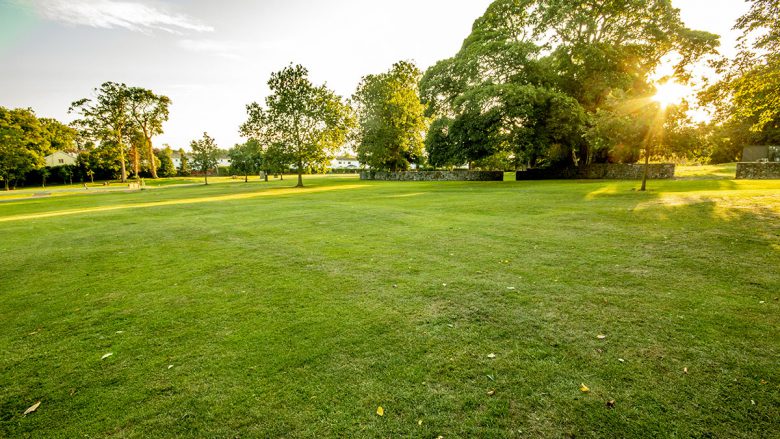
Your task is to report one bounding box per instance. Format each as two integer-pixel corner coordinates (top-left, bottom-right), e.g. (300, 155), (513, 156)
(675, 162), (738, 179)
(1, 175), (778, 437)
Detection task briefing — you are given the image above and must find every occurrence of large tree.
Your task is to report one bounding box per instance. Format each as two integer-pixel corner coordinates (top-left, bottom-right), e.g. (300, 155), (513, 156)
(241, 64), (354, 187)
(352, 61), (428, 171)
(190, 132), (220, 185)
(702, 0), (780, 150)
(0, 107), (49, 190)
(70, 82), (132, 182)
(128, 88), (171, 179)
(420, 0), (719, 168)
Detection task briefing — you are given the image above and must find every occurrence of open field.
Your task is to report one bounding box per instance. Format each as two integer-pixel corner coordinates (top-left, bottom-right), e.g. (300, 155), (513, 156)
(1, 175), (778, 437)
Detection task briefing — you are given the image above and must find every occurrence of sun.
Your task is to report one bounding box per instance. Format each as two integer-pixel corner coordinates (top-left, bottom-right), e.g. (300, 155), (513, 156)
(652, 81), (689, 109)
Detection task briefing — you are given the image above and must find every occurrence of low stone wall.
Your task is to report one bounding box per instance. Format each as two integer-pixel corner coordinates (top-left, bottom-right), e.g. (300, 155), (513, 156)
(360, 170), (504, 181)
(736, 162), (780, 180)
(516, 164), (676, 180)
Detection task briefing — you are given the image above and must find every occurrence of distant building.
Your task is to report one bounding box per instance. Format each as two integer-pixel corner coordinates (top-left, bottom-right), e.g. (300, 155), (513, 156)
(44, 151), (77, 167)
(171, 151), (231, 169)
(742, 145), (780, 162)
(330, 156), (361, 170)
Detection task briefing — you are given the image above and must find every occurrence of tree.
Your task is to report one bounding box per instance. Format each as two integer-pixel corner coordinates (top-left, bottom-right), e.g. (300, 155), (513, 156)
(70, 82), (132, 182)
(702, 0), (780, 146)
(229, 139), (264, 182)
(40, 118), (77, 153)
(128, 88), (171, 179)
(0, 107), (49, 191)
(190, 132), (220, 185)
(420, 0), (718, 168)
(241, 64), (355, 187)
(352, 61), (428, 171)
(156, 146), (177, 177)
(177, 148), (192, 176)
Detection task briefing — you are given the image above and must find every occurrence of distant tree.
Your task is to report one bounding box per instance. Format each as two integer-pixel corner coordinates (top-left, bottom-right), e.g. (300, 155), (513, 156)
(40, 118), (77, 153)
(177, 148), (192, 176)
(241, 64), (355, 187)
(190, 132), (220, 185)
(264, 142), (291, 180)
(229, 139), (264, 182)
(352, 61), (428, 171)
(0, 107), (49, 191)
(70, 82), (132, 182)
(76, 150), (98, 183)
(128, 88), (170, 179)
(156, 146), (177, 177)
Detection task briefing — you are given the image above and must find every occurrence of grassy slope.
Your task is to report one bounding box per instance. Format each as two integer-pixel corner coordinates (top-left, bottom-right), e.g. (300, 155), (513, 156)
(0, 175), (778, 438)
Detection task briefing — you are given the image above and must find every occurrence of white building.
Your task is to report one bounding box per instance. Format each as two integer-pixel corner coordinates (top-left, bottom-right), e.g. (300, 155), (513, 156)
(330, 156), (361, 170)
(44, 151), (77, 167)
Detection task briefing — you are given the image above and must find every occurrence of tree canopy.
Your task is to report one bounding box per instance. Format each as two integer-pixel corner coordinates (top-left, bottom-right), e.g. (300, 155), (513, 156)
(190, 132), (220, 185)
(352, 61), (428, 171)
(241, 64), (354, 187)
(420, 0), (719, 169)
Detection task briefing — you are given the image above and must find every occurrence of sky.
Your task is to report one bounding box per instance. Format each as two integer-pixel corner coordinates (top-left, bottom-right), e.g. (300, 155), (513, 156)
(0, 0), (751, 150)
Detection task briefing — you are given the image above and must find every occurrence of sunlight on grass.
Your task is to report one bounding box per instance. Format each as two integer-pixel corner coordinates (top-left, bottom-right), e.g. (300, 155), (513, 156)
(0, 184), (368, 223)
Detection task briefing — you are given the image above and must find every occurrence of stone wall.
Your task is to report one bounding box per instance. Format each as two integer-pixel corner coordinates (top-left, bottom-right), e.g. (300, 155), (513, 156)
(736, 162), (780, 180)
(360, 170), (504, 181)
(516, 164), (675, 180)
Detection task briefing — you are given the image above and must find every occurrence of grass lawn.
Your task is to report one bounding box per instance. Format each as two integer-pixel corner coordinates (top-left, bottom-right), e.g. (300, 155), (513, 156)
(0, 175), (778, 437)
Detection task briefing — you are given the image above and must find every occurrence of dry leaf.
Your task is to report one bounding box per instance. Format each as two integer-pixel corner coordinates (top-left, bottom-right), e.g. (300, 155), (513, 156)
(606, 400), (616, 409)
(168, 365), (174, 369)
(683, 367), (688, 374)
(376, 406), (384, 416)
(597, 334), (607, 340)
(487, 390), (496, 396)
(580, 383), (590, 393)
(24, 401), (41, 416)
(487, 353), (496, 359)
(618, 358), (625, 363)
(418, 419), (423, 426)
(101, 353), (113, 360)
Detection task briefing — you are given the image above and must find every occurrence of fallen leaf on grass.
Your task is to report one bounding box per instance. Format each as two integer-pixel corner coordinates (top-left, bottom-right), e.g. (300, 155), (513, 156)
(418, 419), (423, 426)
(487, 390), (496, 396)
(487, 353), (496, 359)
(683, 367), (688, 374)
(618, 358), (625, 363)
(606, 400), (616, 409)
(101, 353), (113, 360)
(580, 383), (590, 393)
(597, 334), (607, 340)
(24, 401), (41, 415)
(376, 406), (384, 416)
(168, 365), (174, 369)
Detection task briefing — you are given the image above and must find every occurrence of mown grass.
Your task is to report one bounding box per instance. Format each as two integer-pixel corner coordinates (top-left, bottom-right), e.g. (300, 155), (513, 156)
(0, 175), (778, 437)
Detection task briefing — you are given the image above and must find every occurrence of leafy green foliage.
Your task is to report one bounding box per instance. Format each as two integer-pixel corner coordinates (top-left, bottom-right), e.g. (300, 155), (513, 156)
(190, 132), (220, 185)
(156, 146), (177, 178)
(128, 88), (171, 179)
(0, 107), (50, 190)
(352, 61), (428, 171)
(229, 139), (264, 182)
(703, 0), (780, 142)
(70, 82), (132, 182)
(421, 0), (718, 168)
(241, 64), (355, 187)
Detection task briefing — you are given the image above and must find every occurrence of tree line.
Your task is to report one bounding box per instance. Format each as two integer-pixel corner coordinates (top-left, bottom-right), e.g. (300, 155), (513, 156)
(2, 0), (777, 190)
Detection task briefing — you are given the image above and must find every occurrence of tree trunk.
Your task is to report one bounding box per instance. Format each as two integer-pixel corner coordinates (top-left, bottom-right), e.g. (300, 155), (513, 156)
(119, 144), (128, 183)
(245, 173), (248, 183)
(640, 151), (650, 192)
(146, 134), (158, 179)
(296, 161), (304, 187)
(204, 170), (209, 185)
(3, 179), (8, 191)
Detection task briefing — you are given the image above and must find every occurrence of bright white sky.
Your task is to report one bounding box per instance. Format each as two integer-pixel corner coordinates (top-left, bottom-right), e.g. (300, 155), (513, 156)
(0, 0), (750, 150)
